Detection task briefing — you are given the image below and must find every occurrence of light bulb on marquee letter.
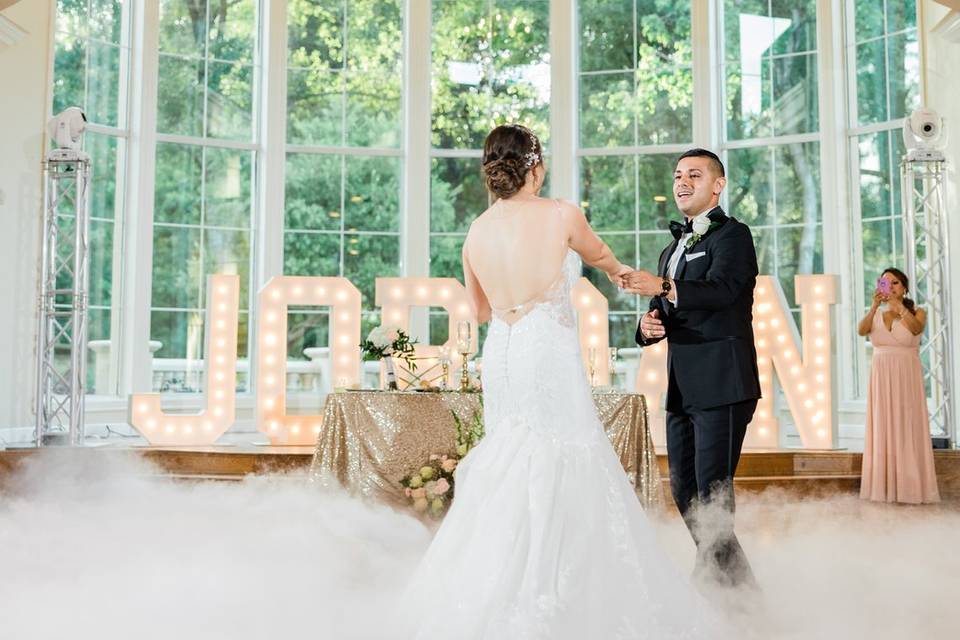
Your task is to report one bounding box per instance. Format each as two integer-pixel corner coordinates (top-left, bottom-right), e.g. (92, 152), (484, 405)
(634, 340), (669, 447)
(634, 275), (838, 450)
(257, 276), (361, 445)
(128, 274), (239, 445)
(572, 278), (610, 385)
(375, 277), (476, 389)
(746, 274), (838, 449)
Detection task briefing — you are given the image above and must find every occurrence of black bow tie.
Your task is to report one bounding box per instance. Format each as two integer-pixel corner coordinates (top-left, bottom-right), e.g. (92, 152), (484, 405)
(669, 219), (693, 240)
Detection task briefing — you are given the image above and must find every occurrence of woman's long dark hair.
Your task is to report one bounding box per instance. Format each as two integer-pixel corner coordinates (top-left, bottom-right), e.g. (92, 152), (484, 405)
(881, 267), (916, 314)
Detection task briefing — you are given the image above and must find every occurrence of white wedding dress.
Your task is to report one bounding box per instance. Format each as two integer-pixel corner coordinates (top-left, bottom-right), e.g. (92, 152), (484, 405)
(396, 249), (725, 639)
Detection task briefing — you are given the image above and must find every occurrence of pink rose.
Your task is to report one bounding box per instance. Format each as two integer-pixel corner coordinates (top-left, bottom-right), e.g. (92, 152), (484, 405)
(441, 458), (457, 473)
(411, 488), (426, 499)
(404, 488), (412, 497)
(433, 478), (450, 496)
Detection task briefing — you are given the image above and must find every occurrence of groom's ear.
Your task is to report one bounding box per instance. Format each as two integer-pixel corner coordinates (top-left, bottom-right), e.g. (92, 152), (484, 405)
(713, 176), (727, 195)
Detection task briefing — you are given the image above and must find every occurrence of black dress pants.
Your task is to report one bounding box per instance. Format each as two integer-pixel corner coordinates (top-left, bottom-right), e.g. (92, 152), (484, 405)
(665, 374), (758, 588)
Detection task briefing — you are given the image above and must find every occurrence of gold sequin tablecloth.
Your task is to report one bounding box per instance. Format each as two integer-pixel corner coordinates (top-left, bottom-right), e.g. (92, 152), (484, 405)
(310, 390), (663, 511)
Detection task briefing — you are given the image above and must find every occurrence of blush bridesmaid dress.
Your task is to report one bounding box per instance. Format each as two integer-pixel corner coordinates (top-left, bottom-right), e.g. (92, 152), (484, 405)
(860, 309), (940, 504)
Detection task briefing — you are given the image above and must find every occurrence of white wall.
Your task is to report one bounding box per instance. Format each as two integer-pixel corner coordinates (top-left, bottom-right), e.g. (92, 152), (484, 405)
(923, 0), (960, 443)
(0, 1), (51, 435)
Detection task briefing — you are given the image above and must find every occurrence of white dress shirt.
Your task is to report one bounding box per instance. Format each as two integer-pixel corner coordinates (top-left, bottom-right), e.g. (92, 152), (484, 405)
(662, 207), (718, 309)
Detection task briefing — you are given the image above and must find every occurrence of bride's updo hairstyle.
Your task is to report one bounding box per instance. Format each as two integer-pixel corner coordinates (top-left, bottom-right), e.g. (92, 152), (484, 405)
(481, 124), (543, 199)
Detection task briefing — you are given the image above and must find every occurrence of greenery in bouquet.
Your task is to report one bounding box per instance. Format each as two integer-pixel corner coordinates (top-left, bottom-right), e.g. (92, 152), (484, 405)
(452, 399), (485, 457)
(359, 325), (418, 369)
(400, 403), (485, 519)
(400, 455), (458, 519)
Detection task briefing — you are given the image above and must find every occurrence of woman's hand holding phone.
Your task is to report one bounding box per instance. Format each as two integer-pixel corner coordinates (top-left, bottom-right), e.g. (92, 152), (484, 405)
(873, 277), (890, 309)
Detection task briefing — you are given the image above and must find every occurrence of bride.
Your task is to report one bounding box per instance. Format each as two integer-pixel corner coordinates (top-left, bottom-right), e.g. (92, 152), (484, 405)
(396, 125), (725, 639)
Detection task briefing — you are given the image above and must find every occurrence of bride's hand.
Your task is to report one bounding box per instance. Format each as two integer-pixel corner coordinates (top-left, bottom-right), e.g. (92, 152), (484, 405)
(608, 264), (634, 288)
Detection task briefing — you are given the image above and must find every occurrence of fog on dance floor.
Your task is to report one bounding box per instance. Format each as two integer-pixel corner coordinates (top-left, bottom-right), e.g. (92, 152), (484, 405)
(0, 451), (955, 640)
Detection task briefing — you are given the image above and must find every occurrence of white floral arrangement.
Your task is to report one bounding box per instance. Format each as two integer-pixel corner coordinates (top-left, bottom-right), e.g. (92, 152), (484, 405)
(360, 325), (417, 370)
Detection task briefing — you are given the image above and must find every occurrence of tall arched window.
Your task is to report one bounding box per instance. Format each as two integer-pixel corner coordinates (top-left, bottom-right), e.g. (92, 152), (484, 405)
(721, 0), (822, 329)
(429, 1), (551, 342)
(150, 0), (259, 392)
(50, 0), (131, 395)
(846, 0), (920, 395)
(578, 0), (693, 348)
(46, 0), (921, 422)
(283, 0), (404, 367)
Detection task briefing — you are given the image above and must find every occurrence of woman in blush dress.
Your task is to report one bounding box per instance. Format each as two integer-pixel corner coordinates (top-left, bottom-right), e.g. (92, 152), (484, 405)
(857, 267), (940, 504)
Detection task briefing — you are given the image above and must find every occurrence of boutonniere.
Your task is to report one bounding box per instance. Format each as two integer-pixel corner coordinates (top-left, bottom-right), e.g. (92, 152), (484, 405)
(684, 213), (722, 250)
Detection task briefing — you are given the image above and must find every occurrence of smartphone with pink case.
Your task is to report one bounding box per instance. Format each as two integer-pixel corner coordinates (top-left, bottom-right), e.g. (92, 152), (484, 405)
(877, 277), (891, 296)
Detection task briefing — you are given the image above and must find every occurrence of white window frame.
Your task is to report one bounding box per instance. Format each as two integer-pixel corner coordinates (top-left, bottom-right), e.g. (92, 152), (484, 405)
(841, 0), (923, 407)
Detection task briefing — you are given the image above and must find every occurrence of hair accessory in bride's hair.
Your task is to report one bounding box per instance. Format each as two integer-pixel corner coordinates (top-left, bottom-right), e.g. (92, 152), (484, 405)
(522, 129), (541, 168)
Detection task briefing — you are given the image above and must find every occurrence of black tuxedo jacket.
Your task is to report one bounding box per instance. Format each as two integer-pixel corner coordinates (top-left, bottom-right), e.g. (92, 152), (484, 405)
(636, 207), (761, 412)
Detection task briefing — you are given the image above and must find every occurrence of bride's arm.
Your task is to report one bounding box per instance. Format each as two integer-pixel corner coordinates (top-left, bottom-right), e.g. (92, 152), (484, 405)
(462, 242), (491, 324)
(562, 201), (629, 281)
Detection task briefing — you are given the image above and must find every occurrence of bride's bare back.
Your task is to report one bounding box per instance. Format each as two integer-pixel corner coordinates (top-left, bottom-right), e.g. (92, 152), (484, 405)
(463, 197), (625, 324)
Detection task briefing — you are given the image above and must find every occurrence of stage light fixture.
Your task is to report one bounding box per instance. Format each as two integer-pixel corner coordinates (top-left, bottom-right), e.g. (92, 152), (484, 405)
(46, 107), (87, 155)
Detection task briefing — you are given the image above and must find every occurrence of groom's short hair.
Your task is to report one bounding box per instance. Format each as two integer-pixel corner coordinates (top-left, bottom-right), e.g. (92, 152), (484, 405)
(678, 148), (725, 177)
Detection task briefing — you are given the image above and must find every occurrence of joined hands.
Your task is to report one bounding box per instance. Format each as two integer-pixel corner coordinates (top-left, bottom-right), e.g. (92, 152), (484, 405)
(610, 268), (668, 297)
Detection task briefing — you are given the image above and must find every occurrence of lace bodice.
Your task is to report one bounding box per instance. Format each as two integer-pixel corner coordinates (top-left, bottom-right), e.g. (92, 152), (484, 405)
(480, 249), (605, 447)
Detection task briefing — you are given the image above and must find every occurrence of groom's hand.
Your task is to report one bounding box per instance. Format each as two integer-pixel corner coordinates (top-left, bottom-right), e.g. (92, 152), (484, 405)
(640, 309), (665, 340)
(622, 269), (662, 296)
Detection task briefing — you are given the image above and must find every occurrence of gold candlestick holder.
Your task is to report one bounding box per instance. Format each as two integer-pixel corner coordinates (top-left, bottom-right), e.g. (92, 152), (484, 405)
(456, 321), (473, 392)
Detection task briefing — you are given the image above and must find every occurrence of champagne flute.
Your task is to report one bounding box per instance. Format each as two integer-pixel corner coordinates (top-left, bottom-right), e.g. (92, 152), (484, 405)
(608, 347), (619, 389)
(588, 347), (598, 387)
(439, 344), (451, 390)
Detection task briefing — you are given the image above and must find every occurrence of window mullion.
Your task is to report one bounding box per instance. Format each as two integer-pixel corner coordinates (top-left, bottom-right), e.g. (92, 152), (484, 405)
(118, 0), (161, 396)
(256, 0), (288, 288)
(403, 0), (431, 277)
(691, 0), (717, 148)
(549, 0), (577, 203)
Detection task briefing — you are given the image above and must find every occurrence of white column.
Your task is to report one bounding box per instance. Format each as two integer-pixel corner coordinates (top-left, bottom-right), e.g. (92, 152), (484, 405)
(816, 0), (854, 415)
(550, 0), (577, 202)
(257, 0), (287, 287)
(252, 0), (289, 385)
(118, 0), (160, 395)
(692, 0), (720, 150)
(402, 0), (432, 341)
(104, 0), (135, 396)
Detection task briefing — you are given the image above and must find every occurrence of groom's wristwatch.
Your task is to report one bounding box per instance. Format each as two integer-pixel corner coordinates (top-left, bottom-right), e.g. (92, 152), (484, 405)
(659, 278), (672, 297)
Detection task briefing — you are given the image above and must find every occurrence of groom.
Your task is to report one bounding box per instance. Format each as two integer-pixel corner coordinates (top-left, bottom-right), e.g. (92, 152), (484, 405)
(624, 148), (760, 588)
